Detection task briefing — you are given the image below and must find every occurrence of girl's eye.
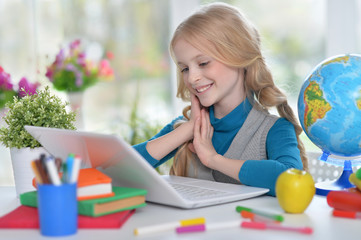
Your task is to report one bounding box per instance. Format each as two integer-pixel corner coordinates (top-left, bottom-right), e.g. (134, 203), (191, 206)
(199, 61), (209, 67)
(181, 67), (189, 73)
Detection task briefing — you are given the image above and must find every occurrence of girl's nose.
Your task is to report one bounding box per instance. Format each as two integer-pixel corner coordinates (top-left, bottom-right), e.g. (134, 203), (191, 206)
(188, 68), (201, 84)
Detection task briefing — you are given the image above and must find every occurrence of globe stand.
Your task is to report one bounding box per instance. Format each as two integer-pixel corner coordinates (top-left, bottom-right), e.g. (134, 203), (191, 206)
(315, 152), (356, 196)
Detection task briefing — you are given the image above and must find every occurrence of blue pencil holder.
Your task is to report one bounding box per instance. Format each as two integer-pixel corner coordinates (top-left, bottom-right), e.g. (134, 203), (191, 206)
(37, 183), (78, 236)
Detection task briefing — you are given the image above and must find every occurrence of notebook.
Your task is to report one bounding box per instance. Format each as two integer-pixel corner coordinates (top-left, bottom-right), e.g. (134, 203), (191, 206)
(25, 126), (269, 209)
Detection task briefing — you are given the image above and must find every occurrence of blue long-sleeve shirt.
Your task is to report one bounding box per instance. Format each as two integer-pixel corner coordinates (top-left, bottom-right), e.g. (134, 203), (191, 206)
(133, 99), (303, 196)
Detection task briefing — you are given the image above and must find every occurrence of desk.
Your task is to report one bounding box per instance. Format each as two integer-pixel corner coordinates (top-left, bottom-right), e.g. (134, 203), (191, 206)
(0, 186), (359, 240)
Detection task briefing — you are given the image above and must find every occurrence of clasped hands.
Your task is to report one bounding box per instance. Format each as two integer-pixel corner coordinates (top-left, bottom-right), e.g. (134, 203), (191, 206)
(187, 94), (219, 168)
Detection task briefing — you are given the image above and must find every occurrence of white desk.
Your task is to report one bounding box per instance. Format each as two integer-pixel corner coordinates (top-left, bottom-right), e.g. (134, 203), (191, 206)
(0, 186), (359, 240)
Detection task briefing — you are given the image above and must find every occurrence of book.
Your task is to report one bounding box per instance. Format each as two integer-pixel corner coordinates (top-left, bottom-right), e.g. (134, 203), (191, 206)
(76, 168), (115, 200)
(20, 186), (147, 217)
(0, 205), (135, 229)
(78, 186), (147, 217)
(32, 168), (115, 200)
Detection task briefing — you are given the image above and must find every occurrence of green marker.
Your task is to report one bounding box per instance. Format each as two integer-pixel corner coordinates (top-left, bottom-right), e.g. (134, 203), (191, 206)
(236, 206), (284, 222)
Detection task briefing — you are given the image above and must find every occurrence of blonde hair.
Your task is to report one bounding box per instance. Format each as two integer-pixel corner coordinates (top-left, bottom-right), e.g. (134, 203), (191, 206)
(169, 3), (308, 176)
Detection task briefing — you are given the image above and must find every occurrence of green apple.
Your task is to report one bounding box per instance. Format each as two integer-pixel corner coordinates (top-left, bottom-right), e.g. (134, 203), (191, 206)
(275, 168), (315, 214)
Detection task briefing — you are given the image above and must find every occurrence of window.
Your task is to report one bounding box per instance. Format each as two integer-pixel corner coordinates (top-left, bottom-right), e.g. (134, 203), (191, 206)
(0, 0), (359, 185)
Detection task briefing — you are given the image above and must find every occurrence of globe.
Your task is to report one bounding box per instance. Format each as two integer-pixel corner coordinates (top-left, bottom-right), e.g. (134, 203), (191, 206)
(297, 54), (361, 195)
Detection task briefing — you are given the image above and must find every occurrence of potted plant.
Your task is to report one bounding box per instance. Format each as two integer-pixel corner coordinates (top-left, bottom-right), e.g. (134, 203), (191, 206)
(0, 86), (76, 197)
(0, 66), (40, 110)
(45, 39), (114, 129)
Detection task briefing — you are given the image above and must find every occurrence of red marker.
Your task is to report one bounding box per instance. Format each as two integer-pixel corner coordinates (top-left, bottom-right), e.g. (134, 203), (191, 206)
(333, 209), (361, 219)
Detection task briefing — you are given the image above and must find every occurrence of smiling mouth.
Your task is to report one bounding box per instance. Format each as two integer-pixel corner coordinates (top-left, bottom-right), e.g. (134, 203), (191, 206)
(195, 84), (213, 93)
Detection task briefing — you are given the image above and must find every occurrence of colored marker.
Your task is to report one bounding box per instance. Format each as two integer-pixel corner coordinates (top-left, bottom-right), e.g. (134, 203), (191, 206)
(70, 155), (81, 183)
(30, 161), (43, 184)
(44, 156), (61, 185)
(333, 209), (361, 219)
(176, 220), (241, 234)
(134, 217), (205, 236)
(236, 206), (284, 222)
(66, 154), (75, 183)
(241, 221), (313, 234)
(241, 210), (281, 223)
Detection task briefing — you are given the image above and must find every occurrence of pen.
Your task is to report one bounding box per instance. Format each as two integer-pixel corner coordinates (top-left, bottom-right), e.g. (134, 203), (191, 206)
(134, 217), (205, 236)
(333, 209), (361, 219)
(176, 220), (241, 234)
(241, 221), (313, 234)
(236, 206), (284, 222)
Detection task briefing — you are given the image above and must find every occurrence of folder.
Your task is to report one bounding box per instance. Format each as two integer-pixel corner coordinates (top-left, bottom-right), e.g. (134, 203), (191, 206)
(0, 205), (135, 229)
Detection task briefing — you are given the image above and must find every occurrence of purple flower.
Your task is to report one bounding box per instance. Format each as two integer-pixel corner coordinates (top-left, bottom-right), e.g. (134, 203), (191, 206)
(0, 69), (14, 91)
(75, 71), (83, 86)
(18, 77), (40, 97)
(45, 68), (54, 81)
(55, 49), (65, 68)
(70, 39), (81, 50)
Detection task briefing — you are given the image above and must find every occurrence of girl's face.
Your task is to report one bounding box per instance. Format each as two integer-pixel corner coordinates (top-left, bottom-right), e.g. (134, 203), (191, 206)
(173, 38), (245, 118)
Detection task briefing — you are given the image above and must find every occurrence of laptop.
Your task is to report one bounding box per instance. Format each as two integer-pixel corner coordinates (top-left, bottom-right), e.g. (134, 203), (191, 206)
(25, 126), (269, 208)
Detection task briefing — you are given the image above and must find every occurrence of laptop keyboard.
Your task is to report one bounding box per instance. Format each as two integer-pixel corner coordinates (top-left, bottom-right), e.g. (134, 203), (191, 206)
(169, 183), (231, 201)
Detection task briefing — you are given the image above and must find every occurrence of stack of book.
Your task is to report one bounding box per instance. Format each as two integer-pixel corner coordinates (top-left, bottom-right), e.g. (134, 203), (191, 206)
(0, 168), (147, 229)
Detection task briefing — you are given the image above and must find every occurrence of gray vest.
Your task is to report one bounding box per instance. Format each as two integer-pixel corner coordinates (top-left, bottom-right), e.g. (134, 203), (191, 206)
(186, 107), (278, 184)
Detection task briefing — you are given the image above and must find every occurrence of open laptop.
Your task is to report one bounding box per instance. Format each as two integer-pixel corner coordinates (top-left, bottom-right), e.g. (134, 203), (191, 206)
(25, 126), (269, 208)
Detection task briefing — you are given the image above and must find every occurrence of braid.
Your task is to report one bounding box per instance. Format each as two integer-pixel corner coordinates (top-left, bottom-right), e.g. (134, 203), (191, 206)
(246, 58), (308, 171)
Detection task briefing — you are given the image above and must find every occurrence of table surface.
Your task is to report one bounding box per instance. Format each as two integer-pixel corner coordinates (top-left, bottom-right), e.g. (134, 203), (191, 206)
(0, 186), (359, 240)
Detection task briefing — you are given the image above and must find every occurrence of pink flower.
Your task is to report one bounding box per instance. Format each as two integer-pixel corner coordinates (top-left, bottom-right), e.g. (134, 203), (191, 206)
(99, 59), (114, 79)
(18, 77), (40, 97)
(70, 39), (81, 50)
(0, 67), (14, 91)
(106, 51), (114, 60)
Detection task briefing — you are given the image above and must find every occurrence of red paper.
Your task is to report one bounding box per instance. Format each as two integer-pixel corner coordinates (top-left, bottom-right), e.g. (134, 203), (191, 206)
(0, 206), (135, 229)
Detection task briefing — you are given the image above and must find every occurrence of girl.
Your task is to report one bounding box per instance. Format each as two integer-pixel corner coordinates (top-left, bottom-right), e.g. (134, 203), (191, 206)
(134, 2), (307, 196)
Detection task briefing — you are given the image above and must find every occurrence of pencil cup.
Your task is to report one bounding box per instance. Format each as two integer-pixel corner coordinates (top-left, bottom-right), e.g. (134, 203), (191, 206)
(37, 183), (78, 236)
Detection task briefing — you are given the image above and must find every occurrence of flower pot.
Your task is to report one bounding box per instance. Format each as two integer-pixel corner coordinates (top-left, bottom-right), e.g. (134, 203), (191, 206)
(67, 91), (84, 130)
(10, 147), (49, 197)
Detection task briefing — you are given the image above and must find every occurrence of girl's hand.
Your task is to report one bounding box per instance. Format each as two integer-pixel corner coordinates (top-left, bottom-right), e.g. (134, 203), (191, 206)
(192, 108), (218, 167)
(187, 94), (202, 151)
(190, 94), (201, 123)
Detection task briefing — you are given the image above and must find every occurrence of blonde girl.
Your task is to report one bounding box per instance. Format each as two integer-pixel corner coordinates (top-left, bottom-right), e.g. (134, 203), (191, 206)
(133, 2), (307, 196)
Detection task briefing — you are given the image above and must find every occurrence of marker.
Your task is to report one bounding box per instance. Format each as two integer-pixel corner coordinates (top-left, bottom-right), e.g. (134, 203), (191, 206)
(31, 161), (43, 184)
(65, 154), (75, 183)
(70, 155), (81, 183)
(44, 156), (61, 185)
(134, 217), (205, 236)
(241, 221), (313, 234)
(241, 210), (281, 223)
(176, 220), (241, 234)
(236, 206), (284, 222)
(333, 209), (361, 219)
(35, 159), (50, 184)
